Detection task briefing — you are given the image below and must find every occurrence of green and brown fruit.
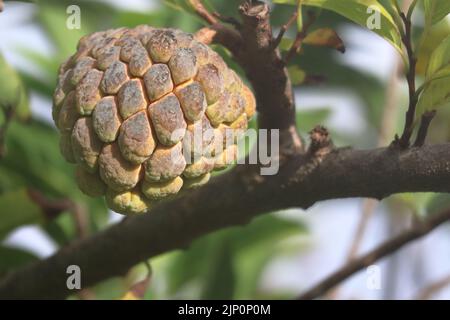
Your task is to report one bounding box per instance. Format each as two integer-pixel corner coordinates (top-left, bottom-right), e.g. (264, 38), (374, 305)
(52, 26), (255, 215)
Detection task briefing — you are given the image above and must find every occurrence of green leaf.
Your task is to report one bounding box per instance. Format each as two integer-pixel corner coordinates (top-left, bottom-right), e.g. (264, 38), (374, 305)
(288, 65), (307, 85)
(166, 0), (196, 14)
(426, 193), (450, 217)
(416, 76), (450, 114)
(165, 214), (306, 298)
(416, 20), (450, 76)
(0, 246), (39, 275)
(0, 121), (109, 242)
(0, 189), (46, 240)
(0, 53), (30, 121)
(416, 35), (450, 117)
(274, 0), (403, 55)
(36, 4), (86, 58)
(201, 240), (235, 299)
(296, 108), (332, 131)
(303, 28), (346, 52)
(423, 0), (450, 27)
(425, 35), (450, 80)
(230, 214), (307, 251)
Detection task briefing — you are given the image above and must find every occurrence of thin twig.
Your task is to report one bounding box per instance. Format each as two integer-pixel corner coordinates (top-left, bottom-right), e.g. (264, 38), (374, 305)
(414, 274), (450, 300)
(413, 110), (436, 147)
(272, 0), (300, 49)
(188, 0), (218, 25)
(212, 11), (241, 29)
(283, 10), (316, 64)
(70, 202), (90, 239)
(397, 8), (418, 148)
(27, 189), (73, 221)
(297, 208), (450, 300)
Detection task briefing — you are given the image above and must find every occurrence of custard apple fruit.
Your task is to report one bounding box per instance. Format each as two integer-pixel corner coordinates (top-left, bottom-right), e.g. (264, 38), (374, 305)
(52, 26), (255, 215)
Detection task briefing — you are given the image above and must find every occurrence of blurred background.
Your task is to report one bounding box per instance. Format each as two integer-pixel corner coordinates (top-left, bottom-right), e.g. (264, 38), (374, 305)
(0, 0), (450, 299)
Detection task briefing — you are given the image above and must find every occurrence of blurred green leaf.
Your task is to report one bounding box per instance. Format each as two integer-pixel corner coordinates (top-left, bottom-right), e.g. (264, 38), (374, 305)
(416, 77), (450, 116)
(296, 108), (332, 131)
(0, 189), (46, 240)
(165, 0), (192, 12)
(229, 214), (307, 251)
(36, 4), (86, 58)
(426, 193), (450, 217)
(416, 19), (450, 76)
(201, 240), (235, 299)
(0, 121), (108, 242)
(416, 35), (450, 117)
(166, 214), (306, 298)
(0, 246), (38, 275)
(16, 47), (58, 80)
(0, 53), (30, 121)
(425, 35), (450, 80)
(274, 0), (404, 55)
(423, 0), (450, 27)
(288, 65), (307, 85)
(394, 192), (435, 216)
(90, 277), (127, 300)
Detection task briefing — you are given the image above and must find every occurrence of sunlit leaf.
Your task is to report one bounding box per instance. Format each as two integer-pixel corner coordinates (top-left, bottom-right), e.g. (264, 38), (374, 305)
(416, 35), (450, 117)
(274, 0), (403, 55)
(416, 76), (450, 115)
(423, 0), (450, 27)
(416, 21), (450, 76)
(425, 35), (450, 80)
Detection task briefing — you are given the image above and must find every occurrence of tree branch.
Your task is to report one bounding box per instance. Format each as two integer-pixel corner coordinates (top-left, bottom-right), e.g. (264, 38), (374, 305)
(2, 143), (450, 299)
(414, 274), (450, 300)
(297, 207), (450, 300)
(1, 0), (448, 301)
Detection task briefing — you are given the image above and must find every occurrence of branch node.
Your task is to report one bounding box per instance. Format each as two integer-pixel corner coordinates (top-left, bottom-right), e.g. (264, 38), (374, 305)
(308, 125), (334, 157)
